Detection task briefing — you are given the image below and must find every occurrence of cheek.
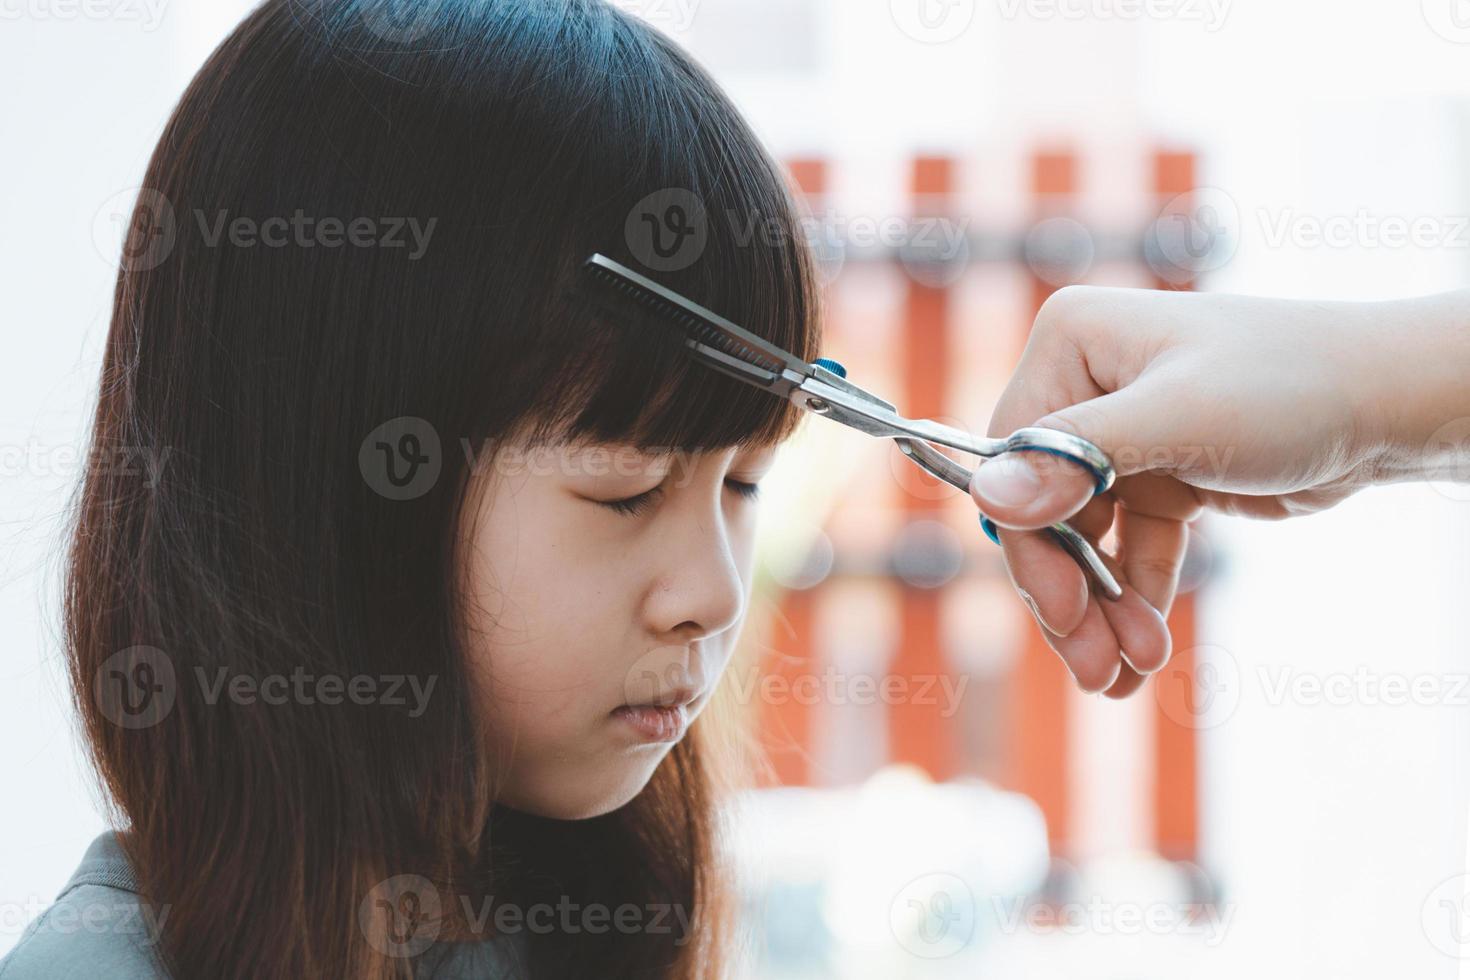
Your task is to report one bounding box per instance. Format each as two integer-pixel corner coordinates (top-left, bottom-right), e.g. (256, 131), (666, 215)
(459, 485), (636, 741)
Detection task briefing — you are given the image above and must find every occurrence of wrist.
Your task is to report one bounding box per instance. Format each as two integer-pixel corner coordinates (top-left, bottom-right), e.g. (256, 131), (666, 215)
(1349, 290), (1470, 484)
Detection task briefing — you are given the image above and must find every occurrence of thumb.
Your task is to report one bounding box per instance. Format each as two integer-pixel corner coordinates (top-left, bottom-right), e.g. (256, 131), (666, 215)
(970, 384), (1168, 530)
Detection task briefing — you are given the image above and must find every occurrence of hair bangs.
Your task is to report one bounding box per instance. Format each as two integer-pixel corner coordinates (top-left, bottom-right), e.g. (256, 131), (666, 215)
(499, 10), (824, 456)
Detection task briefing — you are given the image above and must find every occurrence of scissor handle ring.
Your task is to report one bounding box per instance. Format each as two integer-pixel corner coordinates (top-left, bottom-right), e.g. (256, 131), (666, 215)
(1002, 426), (1116, 495)
(977, 427), (1117, 556)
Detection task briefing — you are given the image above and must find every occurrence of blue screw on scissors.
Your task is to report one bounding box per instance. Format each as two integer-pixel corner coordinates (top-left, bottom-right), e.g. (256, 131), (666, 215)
(582, 253), (1124, 601)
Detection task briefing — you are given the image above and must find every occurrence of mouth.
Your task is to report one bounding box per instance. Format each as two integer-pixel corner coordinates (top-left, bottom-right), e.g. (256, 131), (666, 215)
(612, 703), (689, 742)
(612, 687), (700, 743)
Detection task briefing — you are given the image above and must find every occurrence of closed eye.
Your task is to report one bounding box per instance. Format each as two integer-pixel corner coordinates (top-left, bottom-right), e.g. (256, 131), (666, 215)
(726, 479), (761, 501)
(598, 486), (663, 517)
(596, 479), (761, 517)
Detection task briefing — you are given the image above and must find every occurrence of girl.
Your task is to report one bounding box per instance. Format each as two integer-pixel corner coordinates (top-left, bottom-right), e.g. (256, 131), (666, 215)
(3, 0), (820, 976)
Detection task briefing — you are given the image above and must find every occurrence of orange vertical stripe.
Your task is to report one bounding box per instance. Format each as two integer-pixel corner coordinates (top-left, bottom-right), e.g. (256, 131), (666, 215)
(1150, 149), (1200, 861)
(1152, 592), (1198, 858)
(1009, 148), (1079, 854)
(756, 158), (828, 788)
(887, 156), (959, 781)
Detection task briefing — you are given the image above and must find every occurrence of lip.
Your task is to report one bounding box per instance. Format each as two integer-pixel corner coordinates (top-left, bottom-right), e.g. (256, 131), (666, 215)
(612, 703), (690, 743)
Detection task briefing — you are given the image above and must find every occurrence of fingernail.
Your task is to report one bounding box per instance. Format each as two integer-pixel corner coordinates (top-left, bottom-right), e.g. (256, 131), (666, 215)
(972, 454), (1042, 507)
(1017, 587), (1073, 638)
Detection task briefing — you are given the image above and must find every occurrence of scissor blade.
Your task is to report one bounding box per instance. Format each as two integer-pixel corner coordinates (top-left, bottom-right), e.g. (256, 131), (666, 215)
(585, 253), (811, 380)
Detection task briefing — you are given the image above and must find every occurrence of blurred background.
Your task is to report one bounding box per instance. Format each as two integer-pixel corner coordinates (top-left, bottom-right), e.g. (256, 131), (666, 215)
(4, 0), (1470, 976)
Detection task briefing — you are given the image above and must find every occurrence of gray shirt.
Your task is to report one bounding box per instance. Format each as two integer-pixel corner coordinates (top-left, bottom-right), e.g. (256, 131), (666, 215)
(0, 832), (529, 979)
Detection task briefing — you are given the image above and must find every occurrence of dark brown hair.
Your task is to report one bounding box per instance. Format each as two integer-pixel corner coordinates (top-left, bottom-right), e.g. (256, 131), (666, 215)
(64, 0), (821, 976)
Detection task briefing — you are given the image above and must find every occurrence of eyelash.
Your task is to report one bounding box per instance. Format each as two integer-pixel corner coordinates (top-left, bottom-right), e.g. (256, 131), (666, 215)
(599, 479), (762, 517)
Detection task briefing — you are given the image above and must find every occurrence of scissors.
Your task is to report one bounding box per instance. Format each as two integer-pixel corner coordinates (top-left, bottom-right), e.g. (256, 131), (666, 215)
(583, 253), (1123, 601)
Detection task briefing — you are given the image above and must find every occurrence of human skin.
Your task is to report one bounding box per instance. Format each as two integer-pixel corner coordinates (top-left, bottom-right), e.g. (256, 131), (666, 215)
(458, 439), (777, 819)
(969, 285), (1470, 699)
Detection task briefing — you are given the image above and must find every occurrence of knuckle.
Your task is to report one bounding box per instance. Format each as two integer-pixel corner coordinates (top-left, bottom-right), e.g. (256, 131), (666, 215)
(1033, 284), (1099, 338)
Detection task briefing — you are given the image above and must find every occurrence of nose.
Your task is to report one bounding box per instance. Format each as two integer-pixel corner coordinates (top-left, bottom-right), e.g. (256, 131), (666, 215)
(642, 501), (748, 645)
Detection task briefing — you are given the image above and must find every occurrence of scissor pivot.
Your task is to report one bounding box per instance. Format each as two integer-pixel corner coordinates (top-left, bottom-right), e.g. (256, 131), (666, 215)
(813, 357), (847, 378)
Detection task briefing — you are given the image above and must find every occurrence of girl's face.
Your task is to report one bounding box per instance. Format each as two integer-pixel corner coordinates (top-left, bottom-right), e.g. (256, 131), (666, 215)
(459, 438), (777, 819)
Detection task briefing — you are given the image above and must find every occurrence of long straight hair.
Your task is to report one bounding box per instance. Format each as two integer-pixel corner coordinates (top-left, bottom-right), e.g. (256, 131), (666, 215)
(64, 1), (821, 977)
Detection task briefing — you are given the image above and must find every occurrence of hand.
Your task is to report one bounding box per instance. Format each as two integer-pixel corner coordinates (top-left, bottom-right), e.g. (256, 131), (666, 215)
(970, 285), (1470, 698)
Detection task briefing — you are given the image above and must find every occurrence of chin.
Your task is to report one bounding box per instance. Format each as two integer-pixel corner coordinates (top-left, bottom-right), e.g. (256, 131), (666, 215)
(502, 752), (667, 820)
